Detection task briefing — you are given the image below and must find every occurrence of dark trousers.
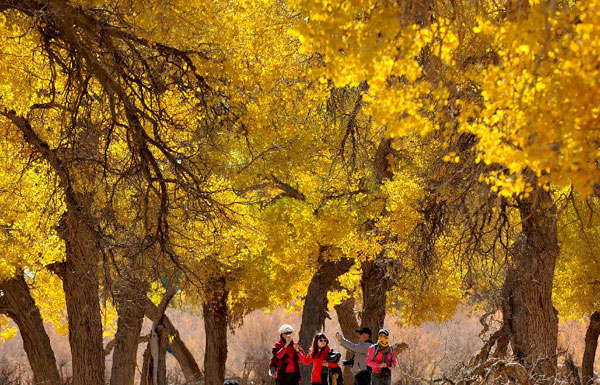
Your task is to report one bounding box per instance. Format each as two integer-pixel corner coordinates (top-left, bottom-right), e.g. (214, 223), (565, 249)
(355, 370), (371, 385)
(276, 372), (300, 385)
(370, 373), (391, 385)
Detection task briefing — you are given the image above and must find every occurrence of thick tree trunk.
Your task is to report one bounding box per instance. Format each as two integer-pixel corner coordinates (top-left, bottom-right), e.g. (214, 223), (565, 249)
(299, 258), (355, 384)
(360, 258), (387, 336)
(502, 182), (559, 380)
(5, 108), (105, 385)
(203, 277), (229, 385)
(144, 297), (202, 382)
(299, 258), (356, 348)
(334, 295), (360, 385)
(110, 274), (148, 385)
(582, 311), (600, 385)
(140, 342), (153, 385)
(60, 205), (105, 385)
(0, 274), (61, 385)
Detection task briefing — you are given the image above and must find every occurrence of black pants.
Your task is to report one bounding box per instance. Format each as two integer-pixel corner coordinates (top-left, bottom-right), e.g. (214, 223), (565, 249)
(370, 372), (391, 385)
(355, 370), (371, 385)
(276, 372), (300, 385)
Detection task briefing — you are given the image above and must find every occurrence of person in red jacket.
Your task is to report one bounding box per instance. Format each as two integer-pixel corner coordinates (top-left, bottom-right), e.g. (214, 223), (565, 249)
(270, 324), (306, 385)
(302, 333), (343, 385)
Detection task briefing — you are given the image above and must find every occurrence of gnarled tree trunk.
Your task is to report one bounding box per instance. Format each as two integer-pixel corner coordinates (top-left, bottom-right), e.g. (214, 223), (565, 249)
(60, 203), (105, 385)
(360, 139), (394, 341)
(360, 258), (387, 336)
(203, 277), (229, 385)
(502, 181), (559, 381)
(5, 109), (105, 385)
(0, 274), (61, 385)
(144, 297), (202, 382)
(110, 273), (148, 385)
(582, 311), (600, 385)
(299, 257), (355, 384)
(334, 295), (360, 385)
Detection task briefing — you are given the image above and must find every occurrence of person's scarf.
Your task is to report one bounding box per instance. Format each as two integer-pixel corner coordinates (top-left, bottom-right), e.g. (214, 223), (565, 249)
(373, 344), (392, 364)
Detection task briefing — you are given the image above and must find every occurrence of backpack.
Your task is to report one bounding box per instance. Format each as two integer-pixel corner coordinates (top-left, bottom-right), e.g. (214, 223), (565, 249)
(268, 350), (279, 377)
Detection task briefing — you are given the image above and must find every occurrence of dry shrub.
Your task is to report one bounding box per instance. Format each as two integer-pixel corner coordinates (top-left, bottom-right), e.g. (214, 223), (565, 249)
(370, 307), (484, 384)
(0, 359), (29, 385)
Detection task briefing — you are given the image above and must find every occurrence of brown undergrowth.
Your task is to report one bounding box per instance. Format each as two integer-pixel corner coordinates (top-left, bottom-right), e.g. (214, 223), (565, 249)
(0, 307), (596, 385)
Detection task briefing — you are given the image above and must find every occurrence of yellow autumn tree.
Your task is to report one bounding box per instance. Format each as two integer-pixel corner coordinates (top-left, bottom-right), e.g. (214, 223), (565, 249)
(289, 0), (600, 379)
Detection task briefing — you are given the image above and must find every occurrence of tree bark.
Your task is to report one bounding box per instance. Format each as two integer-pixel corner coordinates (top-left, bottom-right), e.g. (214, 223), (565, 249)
(144, 287), (177, 385)
(60, 203), (105, 385)
(150, 323), (170, 385)
(110, 274), (148, 385)
(0, 274), (61, 385)
(140, 342), (152, 385)
(398, 0), (434, 26)
(203, 277), (229, 385)
(299, 258), (355, 384)
(360, 258), (387, 336)
(361, 140), (394, 343)
(582, 311), (600, 385)
(4, 109), (105, 385)
(144, 297), (202, 382)
(502, 181), (559, 380)
(334, 295), (360, 385)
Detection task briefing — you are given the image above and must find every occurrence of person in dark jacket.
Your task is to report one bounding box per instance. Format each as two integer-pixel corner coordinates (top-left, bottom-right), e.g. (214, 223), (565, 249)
(270, 324), (306, 385)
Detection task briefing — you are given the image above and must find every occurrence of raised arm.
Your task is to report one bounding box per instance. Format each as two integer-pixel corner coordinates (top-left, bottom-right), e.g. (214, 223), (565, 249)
(340, 338), (370, 354)
(275, 342), (290, 359)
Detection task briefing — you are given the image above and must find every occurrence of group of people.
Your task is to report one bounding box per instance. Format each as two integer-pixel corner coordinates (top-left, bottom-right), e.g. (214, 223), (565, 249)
(269, 325), (397, 385)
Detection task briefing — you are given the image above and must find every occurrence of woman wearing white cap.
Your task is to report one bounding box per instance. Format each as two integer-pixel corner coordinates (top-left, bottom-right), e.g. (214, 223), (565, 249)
(269, 324), (306, 385)
(366, 329), (397, 385)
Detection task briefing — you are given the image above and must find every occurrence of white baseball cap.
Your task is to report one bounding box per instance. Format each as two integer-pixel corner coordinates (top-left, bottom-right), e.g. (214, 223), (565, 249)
(279, 324), (294, 334)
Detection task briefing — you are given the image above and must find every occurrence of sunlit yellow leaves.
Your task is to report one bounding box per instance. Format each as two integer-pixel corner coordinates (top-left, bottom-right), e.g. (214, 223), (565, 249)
(32, 271), (68, 336)
(554, 193), (600, 319)
(462, 1), (600, 195)
(1, 0), (598, 339)
(293, 0), (600, 197)
(380, 172), (424, 242)
(0, 316), (17, 341)
(0, 138), (64, 282)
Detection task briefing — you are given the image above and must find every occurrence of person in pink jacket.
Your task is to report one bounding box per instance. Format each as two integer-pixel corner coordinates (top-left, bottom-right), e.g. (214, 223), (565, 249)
(366, 329), (397, 385)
